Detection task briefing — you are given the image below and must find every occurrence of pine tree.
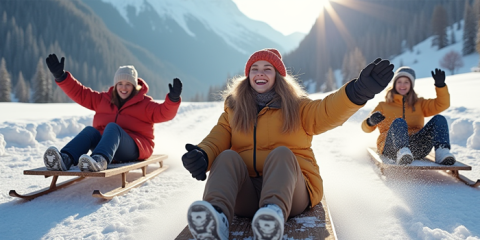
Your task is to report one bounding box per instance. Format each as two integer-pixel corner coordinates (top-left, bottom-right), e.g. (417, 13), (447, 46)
(476, 22), (480, 66)
(341, 48), (366, 85)
(463, 0), (476, 55)
(31, 58), (50, 103)
(14, 72), (29, 102)
(52, 85), (68, 103)
(324, 67), (336, 92)
(450, 27), (456, 45)
(431, 5), (449, 49)
(456, 0), (465, 30)
(474, 0), (480, 18)
(0, 58), (12, 102)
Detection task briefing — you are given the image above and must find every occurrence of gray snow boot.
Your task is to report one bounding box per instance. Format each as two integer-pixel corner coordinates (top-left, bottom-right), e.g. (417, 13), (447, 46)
(43, 146), (71, 171)
(79, 154), (108, 172)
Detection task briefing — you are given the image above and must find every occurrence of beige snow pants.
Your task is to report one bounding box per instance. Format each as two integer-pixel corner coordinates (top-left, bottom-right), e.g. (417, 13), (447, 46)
(203, 146), (310, 223)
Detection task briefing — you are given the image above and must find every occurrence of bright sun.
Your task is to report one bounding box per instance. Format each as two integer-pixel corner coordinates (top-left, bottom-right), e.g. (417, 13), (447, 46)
(232, 0), (333, 35)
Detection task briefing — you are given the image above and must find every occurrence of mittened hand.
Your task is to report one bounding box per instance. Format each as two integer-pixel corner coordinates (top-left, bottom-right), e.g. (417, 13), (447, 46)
(45, 54), (65, 79)
(346, 58), (395, 105)
(168, 78), (183, 102)
(181, 144), (207, 181)
(431, 68), (446, 88)
(367, 111), (385, 126)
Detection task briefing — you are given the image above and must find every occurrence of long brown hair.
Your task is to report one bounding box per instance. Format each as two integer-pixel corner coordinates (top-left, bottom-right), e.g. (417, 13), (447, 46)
(385, 78), (418, 111)
(110, 84), (142, 108)
(222, 72), (308, 133)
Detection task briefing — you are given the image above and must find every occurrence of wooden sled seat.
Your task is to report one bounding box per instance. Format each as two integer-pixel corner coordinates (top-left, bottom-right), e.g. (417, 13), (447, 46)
(9, 154), (168, 200)
(175, 196), (337, 240)
(367, 147), (479, 188)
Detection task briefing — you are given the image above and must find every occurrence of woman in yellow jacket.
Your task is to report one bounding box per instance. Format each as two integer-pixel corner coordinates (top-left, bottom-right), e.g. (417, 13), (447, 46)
(362, 66), (455, 166)
(181, 48), (394, 240)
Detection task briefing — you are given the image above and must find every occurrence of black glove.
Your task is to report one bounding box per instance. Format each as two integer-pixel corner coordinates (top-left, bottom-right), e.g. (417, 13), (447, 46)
(45, 54), (66, 80)
(168, 78), (183, 102)
(181, 144), (208, 181)
(367, 111), (385, 126)
(346, 58), (395, 105)
(431, 68), (446, 88)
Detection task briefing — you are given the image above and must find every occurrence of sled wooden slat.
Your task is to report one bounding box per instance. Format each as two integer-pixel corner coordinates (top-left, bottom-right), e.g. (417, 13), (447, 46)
(9, 154), (168, 200)
(175, 196), (337, 240)
(367, 147), (480, 188)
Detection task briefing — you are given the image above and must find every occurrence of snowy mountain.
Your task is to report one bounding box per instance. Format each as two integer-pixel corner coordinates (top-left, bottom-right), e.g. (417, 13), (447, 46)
(82, 0), (305, 94)
(103, 0), (302, 54)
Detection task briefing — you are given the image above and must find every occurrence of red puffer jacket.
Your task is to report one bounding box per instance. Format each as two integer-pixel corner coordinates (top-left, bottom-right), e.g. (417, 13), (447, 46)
(57, 72), (181, 160)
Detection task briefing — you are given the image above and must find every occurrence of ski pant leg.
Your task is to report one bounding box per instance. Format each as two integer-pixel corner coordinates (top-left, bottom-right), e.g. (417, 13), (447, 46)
(92, 122), (139, 163)
(203, 149), (255, 223)
(383, 118), (410, 160)
(409, 115), (450, 159)
(261, 146), (310, 221)
(61, 126), (101, 166)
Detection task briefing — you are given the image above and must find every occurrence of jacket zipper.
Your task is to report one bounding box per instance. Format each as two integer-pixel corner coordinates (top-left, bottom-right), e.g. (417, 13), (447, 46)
(253, 105), (271, 178)
(253, 122), (259, 177)
(115, 105), (123, 123)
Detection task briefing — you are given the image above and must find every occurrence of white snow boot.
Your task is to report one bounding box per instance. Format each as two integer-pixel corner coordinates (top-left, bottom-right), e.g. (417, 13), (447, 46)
(435, 148), (456, 165)
(187, 200), (229, 240)
(79, 154), (107, 172)
(396, 147), (414, 165)
(252, 204), (284, 240)
(43, 146), (70, 171)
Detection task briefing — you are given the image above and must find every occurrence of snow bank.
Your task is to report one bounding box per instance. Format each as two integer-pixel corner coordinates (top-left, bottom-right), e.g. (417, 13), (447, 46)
(0, 134), (5, 155)
(450, 118), (473, 144)
(0, 124), (37, 147)
(467, 121), (480, 149)
(0, 116), (92, 148)
(411, 223), (477, 240)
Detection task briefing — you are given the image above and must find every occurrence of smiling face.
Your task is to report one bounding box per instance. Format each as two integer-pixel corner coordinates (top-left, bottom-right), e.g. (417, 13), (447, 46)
(115, 80), (135, 99)
(249, 60), (276, 93)
(395, 77), (411, 96)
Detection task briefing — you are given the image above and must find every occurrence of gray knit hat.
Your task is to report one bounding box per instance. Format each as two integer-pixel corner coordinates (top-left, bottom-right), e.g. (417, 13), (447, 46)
(114, 65), (138, 87)
(393, 66), (416, 88)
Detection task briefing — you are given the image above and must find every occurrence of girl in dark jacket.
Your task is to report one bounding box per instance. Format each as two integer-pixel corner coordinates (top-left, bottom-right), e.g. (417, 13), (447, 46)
(42, 54), (182, 172)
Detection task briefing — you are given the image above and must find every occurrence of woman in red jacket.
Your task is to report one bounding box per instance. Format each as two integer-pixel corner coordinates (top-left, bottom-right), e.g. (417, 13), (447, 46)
(42, 54), (182, 172)
(181, 48), (395, 240)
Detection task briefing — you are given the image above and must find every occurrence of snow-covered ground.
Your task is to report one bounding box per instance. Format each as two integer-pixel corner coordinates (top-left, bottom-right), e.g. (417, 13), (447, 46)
(1, 71), (479, 240)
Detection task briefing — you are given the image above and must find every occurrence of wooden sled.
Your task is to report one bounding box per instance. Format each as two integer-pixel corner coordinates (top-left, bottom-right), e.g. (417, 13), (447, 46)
(9, 154), (168, 200)
(175, 196), (337, 240)
(367, 147), (480, 188)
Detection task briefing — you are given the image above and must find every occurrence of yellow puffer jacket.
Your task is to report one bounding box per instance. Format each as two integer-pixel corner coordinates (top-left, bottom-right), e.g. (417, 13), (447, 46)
(198, 84), (363, 207)
(361, 86), (450, 153)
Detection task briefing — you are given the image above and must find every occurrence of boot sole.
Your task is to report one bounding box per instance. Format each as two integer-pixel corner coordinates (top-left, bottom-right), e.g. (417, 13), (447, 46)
(252, 208), (284, 240)
(79, 155), (102, 172)
(397, 154), (414, 165)
(43, 147), (67, 171)
(439, 156), (456, 165)
(187, 201), (227, 240)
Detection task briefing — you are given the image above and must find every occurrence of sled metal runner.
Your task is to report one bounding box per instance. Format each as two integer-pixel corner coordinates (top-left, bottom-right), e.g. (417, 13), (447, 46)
(175, 196), (337, 240)
(9, 154), (169, 200)
(367, 147), (480, 188)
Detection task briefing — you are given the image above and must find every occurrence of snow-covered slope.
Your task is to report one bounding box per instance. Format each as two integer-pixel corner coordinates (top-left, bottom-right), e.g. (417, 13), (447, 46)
(1, 72), (480, 239)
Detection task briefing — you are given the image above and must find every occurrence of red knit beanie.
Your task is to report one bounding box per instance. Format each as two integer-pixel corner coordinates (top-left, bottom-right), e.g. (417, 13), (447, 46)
(245, 48), (286, 77)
